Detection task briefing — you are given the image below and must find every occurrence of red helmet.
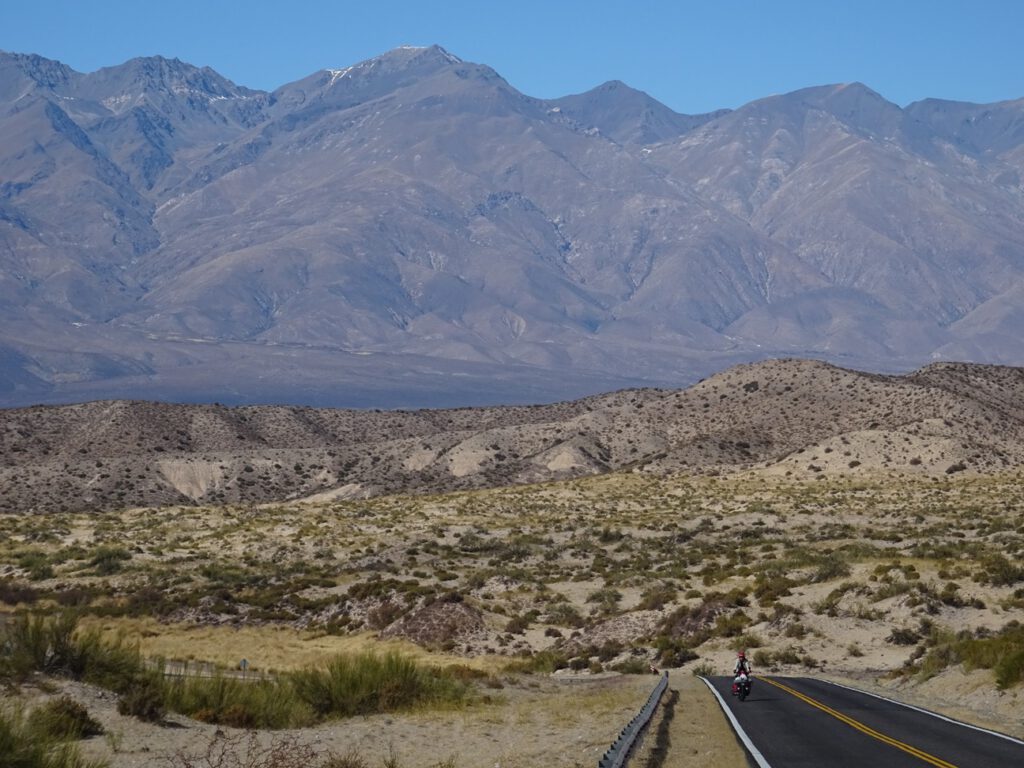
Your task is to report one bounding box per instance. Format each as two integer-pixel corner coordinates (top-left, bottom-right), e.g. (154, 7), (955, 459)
(737, 650), (746, 658)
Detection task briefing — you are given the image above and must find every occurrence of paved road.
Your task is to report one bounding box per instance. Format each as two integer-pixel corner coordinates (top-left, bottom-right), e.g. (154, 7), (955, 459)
(704, 675), (1024, 767)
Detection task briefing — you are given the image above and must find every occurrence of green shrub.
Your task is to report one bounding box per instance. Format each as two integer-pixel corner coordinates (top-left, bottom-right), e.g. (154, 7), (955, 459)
(0, 705), (107, 768)
(0, 579), (41, 606)
(0, 612), (145, 691)
(88, 547), (132, 576)
(638, 584), (677, 610)
(977, 554), (1023, 587)
(611, 658), (653, 674)
(654, 636), (699, 667)
(117, 675), (166, 722)
(289, 651), (466, 718)
(995, 649), (1024, 690)
(163, 675), (311, 729)
(585, 587), (622, 615)
(810, 558), (851, 583)
(731, 633), (764, 650)
(544, 603), (584, 628)
(29, 697), (103, 740)
(887, 627), (922, 646)
(774, 648), (802, 665)
(712, 611), (751, 638)
(752, 574), (796, 606)
(917, 623), (1024, 689)
(690, 662), (716, 677)
(504, 615), (530, 634)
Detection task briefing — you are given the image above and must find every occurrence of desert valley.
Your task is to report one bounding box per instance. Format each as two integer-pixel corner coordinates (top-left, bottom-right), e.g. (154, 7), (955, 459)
(5, 25), (1024, 768)
(3, 358), (1024, 766)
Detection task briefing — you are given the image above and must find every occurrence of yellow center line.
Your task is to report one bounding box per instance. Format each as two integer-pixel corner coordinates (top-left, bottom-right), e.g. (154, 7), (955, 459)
(761, 677), (959, 768)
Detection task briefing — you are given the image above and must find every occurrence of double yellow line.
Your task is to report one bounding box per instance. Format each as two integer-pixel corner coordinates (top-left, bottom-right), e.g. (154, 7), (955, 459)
(761, 677), (958, 768)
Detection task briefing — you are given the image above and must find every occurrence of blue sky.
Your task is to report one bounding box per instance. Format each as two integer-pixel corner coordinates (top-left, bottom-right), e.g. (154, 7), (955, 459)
(2, 0), (1022, 113)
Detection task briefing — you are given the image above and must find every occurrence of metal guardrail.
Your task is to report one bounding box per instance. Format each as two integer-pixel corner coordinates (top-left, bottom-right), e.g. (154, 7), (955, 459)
(151, 659), (271, 682)
(598, 671), (669, 768)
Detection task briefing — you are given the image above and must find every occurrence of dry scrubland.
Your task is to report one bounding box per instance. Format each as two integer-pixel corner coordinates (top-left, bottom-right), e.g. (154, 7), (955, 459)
(6, 359), (1024, 515)
(4, 358), (1024, 766)
(3, 469), (1024, 766)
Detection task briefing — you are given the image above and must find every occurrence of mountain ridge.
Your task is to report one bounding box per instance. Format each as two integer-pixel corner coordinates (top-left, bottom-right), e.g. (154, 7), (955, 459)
(2, 46), (1024, 408)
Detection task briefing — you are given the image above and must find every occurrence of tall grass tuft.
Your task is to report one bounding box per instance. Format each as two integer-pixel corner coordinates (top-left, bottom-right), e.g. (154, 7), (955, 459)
(163, 675), (313, 729)
(28, 697), (104, 740)
(0, 611), (147, 694)
(290, 651), (466, 718)
(0, 705), (108, 768)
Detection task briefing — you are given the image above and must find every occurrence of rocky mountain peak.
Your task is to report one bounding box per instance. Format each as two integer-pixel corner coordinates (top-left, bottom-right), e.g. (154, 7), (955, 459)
(0, 51), (76, 101)
(78, 55), (260, 112)
(318, 44), (463, 85)
(550, 79), (724, 144)
(743, 81), (903, 137)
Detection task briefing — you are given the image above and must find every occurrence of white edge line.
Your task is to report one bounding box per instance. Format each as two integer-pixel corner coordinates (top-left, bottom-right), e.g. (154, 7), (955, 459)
(820, 678), (1024, 746)
(699, 677), (773, 768)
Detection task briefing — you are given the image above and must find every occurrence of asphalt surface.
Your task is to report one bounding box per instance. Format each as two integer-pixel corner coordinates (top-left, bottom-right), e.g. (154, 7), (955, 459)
(706, 675), (1024, 767)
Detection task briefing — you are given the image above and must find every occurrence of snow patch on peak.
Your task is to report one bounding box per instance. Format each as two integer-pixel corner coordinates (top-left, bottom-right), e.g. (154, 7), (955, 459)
(395, 44), (462, 62)
(326, 66), (354, 85)
(432, 46), (462, 64)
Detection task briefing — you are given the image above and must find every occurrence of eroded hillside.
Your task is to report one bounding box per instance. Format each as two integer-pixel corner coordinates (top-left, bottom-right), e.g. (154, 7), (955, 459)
(4, 359), (1024, 513)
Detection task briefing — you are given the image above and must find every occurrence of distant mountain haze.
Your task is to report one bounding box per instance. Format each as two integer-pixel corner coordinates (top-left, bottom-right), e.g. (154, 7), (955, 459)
(2, 46), (1024, 407)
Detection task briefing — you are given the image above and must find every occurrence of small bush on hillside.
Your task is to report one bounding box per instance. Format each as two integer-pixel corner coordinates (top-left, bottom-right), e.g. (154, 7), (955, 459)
(774, 648), (802, 665)
(810, 558), (851, 584)
(637, 584), (677, 610)
(611, 658), (654, 674)
(918, 622), (1024, 689)
(88, 546), (132, 576)
(976, 554), (1023, 587)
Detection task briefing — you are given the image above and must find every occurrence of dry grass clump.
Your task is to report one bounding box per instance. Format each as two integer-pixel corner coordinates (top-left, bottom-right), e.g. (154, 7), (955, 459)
(1, 614), (467, 729)
(0, 704), (107, 768)
(289, 651), (467, 719)
(28, 697), (104, 741)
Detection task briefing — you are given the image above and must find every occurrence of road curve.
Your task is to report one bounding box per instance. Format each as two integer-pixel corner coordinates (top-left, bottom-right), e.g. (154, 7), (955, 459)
(703, 675), (1024, 767)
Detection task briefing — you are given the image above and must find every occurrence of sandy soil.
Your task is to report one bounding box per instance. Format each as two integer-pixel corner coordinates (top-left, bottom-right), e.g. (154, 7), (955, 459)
(8, 669), (751, 768)
(15, 673), (660, 768)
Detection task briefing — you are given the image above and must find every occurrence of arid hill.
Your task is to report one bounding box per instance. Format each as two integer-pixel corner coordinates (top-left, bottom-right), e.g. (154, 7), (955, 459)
(3, 358), (1024, 514)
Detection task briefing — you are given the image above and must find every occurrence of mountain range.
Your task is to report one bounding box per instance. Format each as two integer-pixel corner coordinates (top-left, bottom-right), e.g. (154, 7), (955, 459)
(3, 45), (1024, 408)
